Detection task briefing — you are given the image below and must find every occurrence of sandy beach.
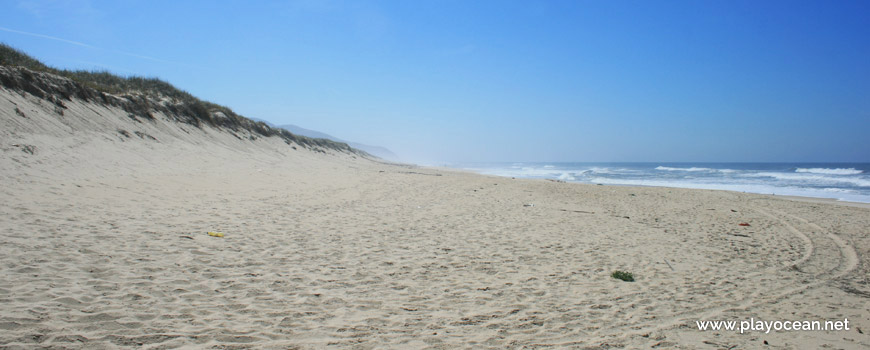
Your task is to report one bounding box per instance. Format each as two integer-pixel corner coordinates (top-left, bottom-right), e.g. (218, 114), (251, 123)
(2, 80), (870, 349)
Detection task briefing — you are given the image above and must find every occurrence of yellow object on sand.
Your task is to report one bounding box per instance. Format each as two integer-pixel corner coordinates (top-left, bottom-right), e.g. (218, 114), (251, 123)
(207, 231), (224, 238)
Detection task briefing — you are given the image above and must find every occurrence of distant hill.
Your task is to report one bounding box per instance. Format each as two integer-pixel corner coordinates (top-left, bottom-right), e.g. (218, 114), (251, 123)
(251, 119), (399, 161)
(279, 124), (399, 162)
(278, 124), (336, 142)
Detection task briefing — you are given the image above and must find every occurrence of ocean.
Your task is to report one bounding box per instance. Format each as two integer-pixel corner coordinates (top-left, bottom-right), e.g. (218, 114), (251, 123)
(454, 162), (870, 203)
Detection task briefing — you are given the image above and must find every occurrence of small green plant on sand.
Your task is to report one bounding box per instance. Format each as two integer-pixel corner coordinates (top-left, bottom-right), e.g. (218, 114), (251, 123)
(611, 270), (635, 282)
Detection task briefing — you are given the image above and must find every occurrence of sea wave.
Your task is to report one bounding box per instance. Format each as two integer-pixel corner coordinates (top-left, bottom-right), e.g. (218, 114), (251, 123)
(745, 172), (870, 187)
(473, 166), (568, 178)
(585, 177), (870, 203)
(795, 167), (863, 175)
(655, 166), (714, 172)
(588, 167), (617, 174)
(558, 172), (575, 181)
(823, 188), (856, 193)
(655, 166), (735, 173)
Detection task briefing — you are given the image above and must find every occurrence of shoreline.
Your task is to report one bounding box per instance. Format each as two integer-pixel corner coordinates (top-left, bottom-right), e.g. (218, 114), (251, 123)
(583, 182), (870, 208)
(451, 167), (870, 208)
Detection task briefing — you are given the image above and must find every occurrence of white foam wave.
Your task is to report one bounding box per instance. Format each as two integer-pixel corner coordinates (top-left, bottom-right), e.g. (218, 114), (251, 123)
(796, 168), (863, 175)
(655, 166), (738, 173)
(486, 166), (627, 179)
(656, 166), (714, 172)
(823, 188), (856, 193)
(746, 172), (870, 187)
(586, 177), (870, 203)
(471, 166), (566, 178)
(587, 167), (615, 174)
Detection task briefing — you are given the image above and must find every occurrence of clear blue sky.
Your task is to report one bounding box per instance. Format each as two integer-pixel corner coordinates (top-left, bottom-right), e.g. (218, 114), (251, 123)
(2, 0), (868, 163)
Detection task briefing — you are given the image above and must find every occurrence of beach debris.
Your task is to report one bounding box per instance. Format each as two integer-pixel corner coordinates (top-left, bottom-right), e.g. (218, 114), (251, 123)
(400, 171), (443, 176)
(663, 259), (675, 271)
(207, 231), (225, 238)
(727, 233), (750, 238)
(731, 209), (738, 212)
(11, 144), (36, 155)
(524, 203), (535, 207)
(560, 209), (595, 214)
(703, 341), (737, 349)
(739, 222), (751, 226)
(179, 235), (193, 240)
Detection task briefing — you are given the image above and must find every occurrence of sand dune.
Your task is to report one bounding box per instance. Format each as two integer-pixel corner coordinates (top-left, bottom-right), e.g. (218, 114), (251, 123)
(1, 75), (869, 349)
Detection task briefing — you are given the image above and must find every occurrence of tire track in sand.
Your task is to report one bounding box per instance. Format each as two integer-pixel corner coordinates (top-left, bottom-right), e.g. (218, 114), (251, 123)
(530, 205), (859, 348)
(684, 207), (859, 332)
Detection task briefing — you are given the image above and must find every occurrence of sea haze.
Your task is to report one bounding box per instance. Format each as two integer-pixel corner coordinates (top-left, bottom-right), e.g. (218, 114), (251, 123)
(455, 163), (870, 203)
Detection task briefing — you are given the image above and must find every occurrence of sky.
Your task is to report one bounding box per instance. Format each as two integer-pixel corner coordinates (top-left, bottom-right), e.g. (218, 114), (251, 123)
(1, 0), (869, 163)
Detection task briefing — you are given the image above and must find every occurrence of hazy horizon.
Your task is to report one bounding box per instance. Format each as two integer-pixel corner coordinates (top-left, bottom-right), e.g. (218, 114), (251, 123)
(2, 0), (868, 163)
